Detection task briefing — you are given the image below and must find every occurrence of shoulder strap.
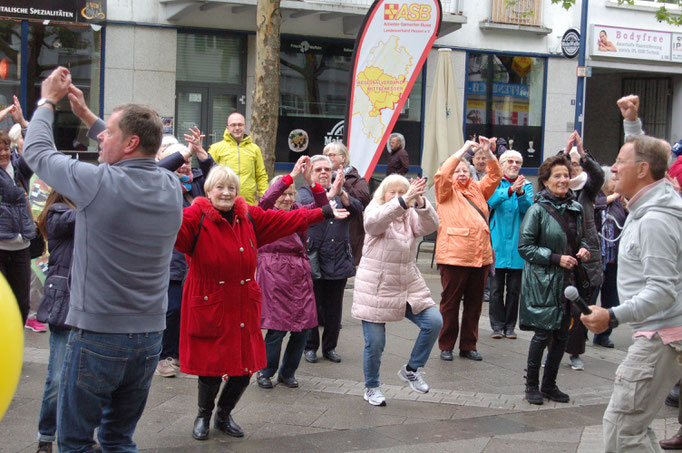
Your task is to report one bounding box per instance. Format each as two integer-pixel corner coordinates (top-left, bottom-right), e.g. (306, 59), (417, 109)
(539, 202), (578, 255)
(464, 197), (488, 225)
(190, 213), (205, 257)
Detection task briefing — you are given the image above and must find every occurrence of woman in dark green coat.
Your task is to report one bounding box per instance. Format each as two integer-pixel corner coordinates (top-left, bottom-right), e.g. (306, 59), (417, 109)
(518, 154), (590, 405)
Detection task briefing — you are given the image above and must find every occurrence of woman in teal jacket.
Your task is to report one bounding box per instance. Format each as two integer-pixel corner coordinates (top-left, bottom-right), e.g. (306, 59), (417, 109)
(488, 150), (534, 339)
(518, 154), (590, 406)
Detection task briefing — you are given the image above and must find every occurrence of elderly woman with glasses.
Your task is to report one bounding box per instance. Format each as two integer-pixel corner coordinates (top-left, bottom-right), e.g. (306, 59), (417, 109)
(323, 141), (370, 265)
(175, 165), (348, 441)
(255, 155), (330, 390)
(299, 154), (363, 364)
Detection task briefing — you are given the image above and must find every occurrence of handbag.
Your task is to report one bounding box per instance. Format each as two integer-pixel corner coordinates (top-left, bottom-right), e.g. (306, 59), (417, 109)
(308, 221), (331, 280)
(464, 197), (496, 277)
(538, 202), (591, 297)
(29, 225), (45, 259)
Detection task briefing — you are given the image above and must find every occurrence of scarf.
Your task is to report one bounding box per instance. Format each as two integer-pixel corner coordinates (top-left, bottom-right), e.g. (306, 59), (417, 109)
(569, 171), (587, 191)
(179, 173), (193, 193)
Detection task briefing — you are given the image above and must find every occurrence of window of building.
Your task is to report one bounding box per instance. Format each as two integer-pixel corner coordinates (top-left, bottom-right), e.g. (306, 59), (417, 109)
(277, 37), (423, 167)
(465, 52), (545, 168)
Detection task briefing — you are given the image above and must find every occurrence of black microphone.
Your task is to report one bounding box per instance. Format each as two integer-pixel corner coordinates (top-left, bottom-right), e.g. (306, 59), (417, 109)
(564, 286), (592, 315)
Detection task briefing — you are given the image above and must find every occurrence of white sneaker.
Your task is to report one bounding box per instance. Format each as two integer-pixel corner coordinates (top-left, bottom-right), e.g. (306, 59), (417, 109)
(569, 355), (584, 371)
(364, 387), (386, 406)
(154, 357), (177, 377)
(397, 365), (429, 393)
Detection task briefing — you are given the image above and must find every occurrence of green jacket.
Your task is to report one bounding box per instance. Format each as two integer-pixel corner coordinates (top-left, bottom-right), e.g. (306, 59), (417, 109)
(208, 131), (269, 205)
(518, 192), (587, 331)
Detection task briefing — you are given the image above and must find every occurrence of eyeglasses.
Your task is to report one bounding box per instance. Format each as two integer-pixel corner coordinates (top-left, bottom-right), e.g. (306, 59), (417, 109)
(324, 152), (338, 158)
(228, 123), (245, 128)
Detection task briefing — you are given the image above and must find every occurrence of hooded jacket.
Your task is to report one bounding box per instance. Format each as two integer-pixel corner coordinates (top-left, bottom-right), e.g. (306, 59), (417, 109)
(612, 180), (682, 331)
(208, 131), (269, 205)
(351, 197), (439, 322)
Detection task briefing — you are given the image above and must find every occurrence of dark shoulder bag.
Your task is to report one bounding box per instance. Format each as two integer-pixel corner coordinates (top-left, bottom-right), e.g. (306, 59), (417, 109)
(538, 203), (591, 296)
(307, 221), (331, 280)
(464, 197), (496, 277)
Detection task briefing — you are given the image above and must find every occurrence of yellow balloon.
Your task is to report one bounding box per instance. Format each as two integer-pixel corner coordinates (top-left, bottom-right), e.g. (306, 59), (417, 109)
(0, 273), (24, 421)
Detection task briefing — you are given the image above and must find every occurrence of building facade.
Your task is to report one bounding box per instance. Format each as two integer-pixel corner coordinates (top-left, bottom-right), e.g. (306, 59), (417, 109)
(1, 0), (679, 173)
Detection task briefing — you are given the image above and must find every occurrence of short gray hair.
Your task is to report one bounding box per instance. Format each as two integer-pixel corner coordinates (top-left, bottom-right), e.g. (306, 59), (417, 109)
(204, 165), (240, 195)
(311, 154), (332, 168)
(323, 141), (349, 167)
(499, 150), (523, 166)
(8, 123), (21, 148)
(602, 165), (615, 187)
(387, 132), (405, 151)
(373, 174), (410, 204)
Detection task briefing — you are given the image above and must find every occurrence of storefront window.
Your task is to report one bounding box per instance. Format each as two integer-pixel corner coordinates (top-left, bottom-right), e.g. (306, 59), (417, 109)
(277, 37), (423, 166)
(0, 21), (22, 131)
(465, 53), (545, 168)
(26, 22), (101, 151)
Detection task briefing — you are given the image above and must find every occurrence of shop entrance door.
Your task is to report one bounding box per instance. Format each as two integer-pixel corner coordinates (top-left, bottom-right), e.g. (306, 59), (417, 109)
(175, 83), (244, 149)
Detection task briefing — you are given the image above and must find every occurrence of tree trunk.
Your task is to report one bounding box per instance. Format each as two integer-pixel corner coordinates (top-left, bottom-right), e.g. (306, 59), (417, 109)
(251, 0), (281, 179)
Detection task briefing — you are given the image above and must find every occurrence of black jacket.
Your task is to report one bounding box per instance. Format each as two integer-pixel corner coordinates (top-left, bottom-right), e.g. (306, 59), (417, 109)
(0, 152), (35, 241)
(297, 184), (363, 280)
(37, 202), (76, 328)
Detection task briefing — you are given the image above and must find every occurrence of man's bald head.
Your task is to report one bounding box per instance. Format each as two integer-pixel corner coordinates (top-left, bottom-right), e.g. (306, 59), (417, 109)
(227, 112), (246, 143)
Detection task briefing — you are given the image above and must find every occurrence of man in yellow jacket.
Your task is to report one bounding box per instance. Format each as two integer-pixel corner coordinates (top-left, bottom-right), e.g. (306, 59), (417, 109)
(208, 112), (269, 205)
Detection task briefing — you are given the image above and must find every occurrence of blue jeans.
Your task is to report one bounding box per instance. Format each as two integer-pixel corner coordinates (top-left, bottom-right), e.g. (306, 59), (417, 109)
(37, 326), (70, 442)
(57, 329), (162, 453)
(362, 305), (442, 389)
(161, 280), (183, 359)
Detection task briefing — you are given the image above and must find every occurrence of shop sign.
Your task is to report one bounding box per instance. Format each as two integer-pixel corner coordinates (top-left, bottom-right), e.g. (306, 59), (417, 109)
(591, 24), (672, 62)
(0, 0), (106, 24)
(561, 28), (580, 59)
(672, 33), (682, 62)
(466, 81), (529, 98)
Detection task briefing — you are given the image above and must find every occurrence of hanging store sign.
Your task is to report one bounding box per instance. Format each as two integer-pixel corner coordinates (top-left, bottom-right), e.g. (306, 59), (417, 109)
(591, 24), (673, 62)
(0, 0), (106, 24)
(561, 28), (580, 59)
(345, 0), (442, 180)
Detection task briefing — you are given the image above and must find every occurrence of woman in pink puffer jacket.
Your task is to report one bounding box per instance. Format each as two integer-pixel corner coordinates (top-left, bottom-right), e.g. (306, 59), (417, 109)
(351, 175), (441, 407)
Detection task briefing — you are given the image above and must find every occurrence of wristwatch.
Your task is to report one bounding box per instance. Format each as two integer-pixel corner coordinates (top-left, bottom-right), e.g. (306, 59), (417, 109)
(608, 308), (619, 329)
(37, 98), (56, 109)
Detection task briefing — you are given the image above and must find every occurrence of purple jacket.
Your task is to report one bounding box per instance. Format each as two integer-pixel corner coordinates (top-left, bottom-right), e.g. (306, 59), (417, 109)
(256, 177), (328, 331)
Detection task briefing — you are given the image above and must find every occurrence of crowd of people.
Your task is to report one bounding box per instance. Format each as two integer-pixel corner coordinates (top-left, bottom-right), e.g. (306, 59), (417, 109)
(1, 66), (679, 453)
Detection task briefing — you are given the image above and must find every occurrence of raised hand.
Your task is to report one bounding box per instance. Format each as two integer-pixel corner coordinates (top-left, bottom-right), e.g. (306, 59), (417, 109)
(617, 95), (639, 122)
(332, 207), (350, 219)
(0, 104), (14, 123)
(301, 156), (313, 186)
(67, 84), (98, 128)
(478, 135), (497, 157)
(511, 175), (525, 193)
(183, 126), (207, 159)
(290, 155), (307, 179)
(564, 131), (577, 155)
(42, 67), (71, 104)
(455, 140), (480, 159)
(404, 177), (427, 206)
(10, 95), (27, 128)
(328, 169), (343, 199)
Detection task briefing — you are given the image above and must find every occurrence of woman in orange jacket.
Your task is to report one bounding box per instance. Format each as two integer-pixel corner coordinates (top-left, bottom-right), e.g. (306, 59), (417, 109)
(434, 137), (501, 362)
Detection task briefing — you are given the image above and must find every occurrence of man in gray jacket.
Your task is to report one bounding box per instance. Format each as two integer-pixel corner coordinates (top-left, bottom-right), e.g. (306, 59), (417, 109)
(582, 131), (682, 452)
(24, 67), (183, 452)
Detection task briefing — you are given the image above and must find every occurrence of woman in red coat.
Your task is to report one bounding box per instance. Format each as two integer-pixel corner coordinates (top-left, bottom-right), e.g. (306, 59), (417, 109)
(175, 165), (347, 441)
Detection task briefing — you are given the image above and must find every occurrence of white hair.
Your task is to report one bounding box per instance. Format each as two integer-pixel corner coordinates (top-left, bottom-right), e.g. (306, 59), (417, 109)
(499, 150), (523, 166)
(386, 133), (405, 152)
(8, 123), (22, 148)
(372, 174), (410, 205)
(204, 165), (240, 195)
(311, 154), (332, 168)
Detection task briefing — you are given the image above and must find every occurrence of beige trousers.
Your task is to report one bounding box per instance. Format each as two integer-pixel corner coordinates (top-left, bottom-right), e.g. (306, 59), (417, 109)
(604, 334), (682, 453)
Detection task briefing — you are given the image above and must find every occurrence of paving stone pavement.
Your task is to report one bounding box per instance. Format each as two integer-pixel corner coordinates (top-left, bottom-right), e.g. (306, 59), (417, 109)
(2, 257), (680, 452)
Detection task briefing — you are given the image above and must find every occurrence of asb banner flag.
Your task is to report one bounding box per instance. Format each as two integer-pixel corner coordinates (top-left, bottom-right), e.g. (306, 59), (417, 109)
(345, 0), (442, 180)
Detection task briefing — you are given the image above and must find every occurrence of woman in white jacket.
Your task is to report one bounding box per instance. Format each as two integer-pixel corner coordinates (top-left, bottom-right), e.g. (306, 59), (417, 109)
(351, 175), (441, 406)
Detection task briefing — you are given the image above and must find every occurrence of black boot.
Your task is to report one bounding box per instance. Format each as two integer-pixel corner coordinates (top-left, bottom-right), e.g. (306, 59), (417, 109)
(541, 354), (570, 403)
(525, 366), (543, 405)
(192, 378), (221, 440)
(666, 380), (680, 408)
(214, 376), (249, 437)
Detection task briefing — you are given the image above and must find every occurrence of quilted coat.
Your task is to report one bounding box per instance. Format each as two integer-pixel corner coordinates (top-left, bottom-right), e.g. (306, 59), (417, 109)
(175, 196), (326, 377)
(351, 197), (439, 322)
(518, 191), (588, 331)
(434, 154), (502, 267)
(257, 176), (327, 332)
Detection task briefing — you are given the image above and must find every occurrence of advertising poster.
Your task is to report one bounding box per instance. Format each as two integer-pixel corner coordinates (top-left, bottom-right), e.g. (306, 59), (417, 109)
(591, 24), (672, 62)
(345, 0), (442, 180)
